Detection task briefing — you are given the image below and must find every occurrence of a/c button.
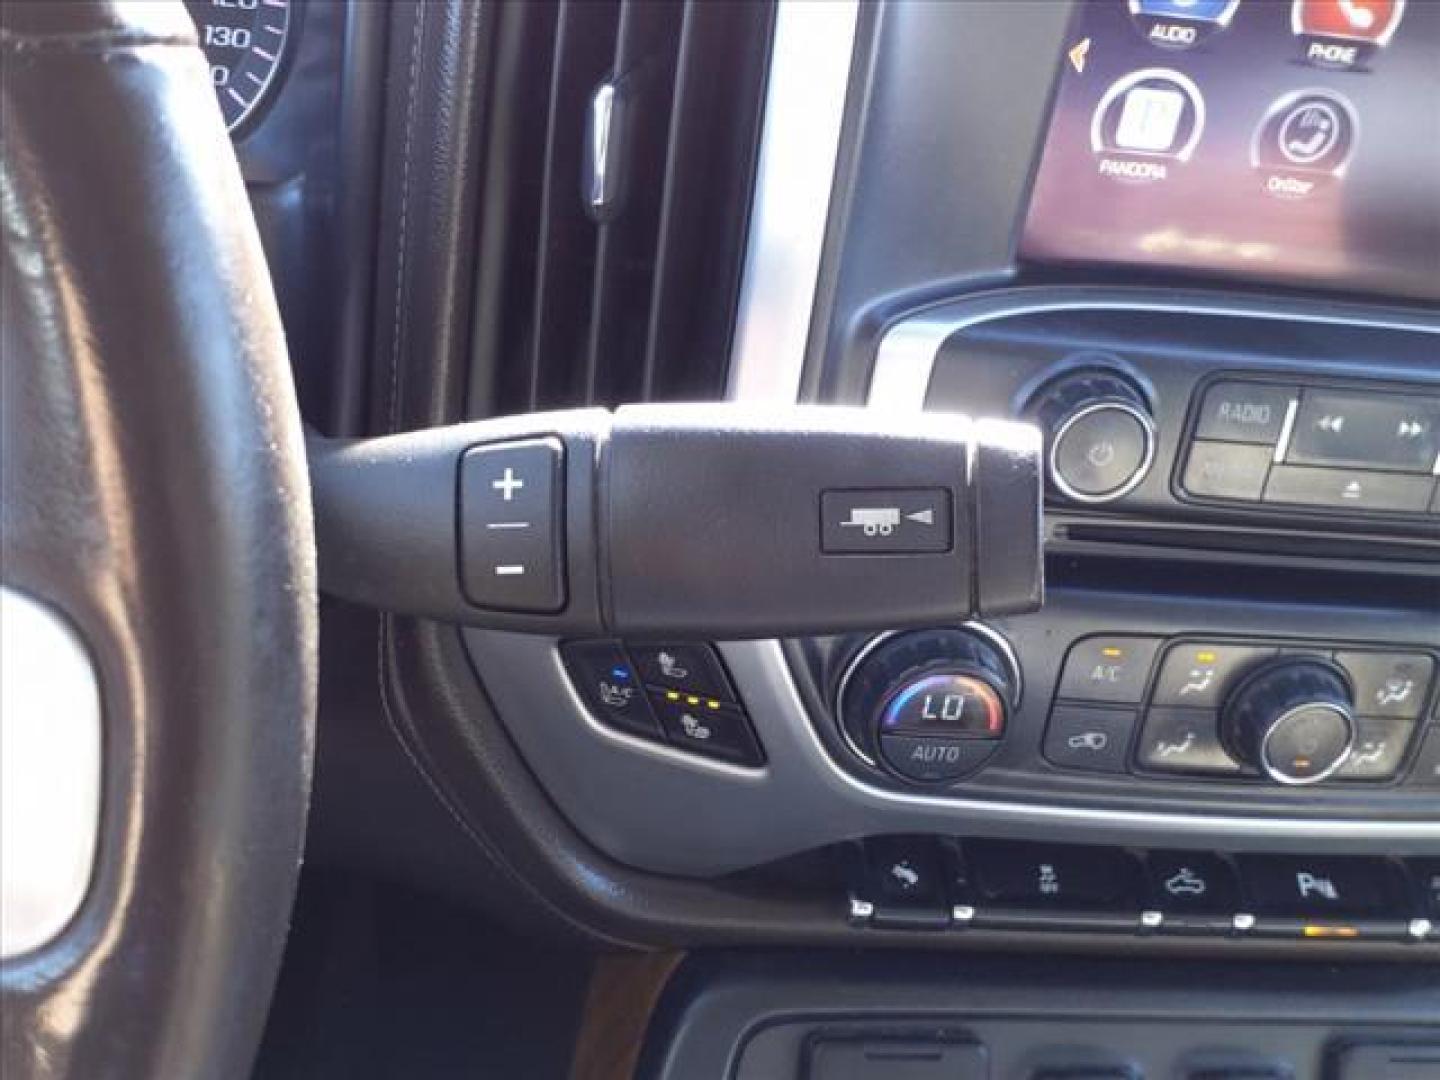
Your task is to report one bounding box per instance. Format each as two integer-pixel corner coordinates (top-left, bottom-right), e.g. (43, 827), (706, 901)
(1056, 635), (1163, 704)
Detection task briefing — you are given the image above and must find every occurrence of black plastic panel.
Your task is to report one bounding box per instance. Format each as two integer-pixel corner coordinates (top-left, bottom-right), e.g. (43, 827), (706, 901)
(639, 952), (1440, 1080)
(923, 306), (1440, 541)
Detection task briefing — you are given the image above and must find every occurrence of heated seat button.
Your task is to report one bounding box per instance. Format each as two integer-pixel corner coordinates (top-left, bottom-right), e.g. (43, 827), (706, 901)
(1195, 382), (1297, 445)
(1043, 705), (1136, 774)
(460, 438), (565, 612)
(629, 643), (735, 701)
(1236, 855), (1401, 917)
(1137, 708), (1243, 776)
(1056, 635), (1163, 704)
(1334, 651), (1434, 721)
(1288, 391), (1440, 473)
(968, 841), (1139, 909)
(1144, 851), (1238, 914)
(650, 692), (762, 766)
(560, 640), (660, 740)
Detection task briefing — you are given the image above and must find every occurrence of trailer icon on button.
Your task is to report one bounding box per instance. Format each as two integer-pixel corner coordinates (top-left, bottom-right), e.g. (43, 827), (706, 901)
(822, 489), (952, 554)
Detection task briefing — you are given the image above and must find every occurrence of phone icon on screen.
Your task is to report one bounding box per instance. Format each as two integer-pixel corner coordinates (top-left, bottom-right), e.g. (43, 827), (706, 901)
(1292, 0), (1406, 46)
(1338, 0), (1377, 29)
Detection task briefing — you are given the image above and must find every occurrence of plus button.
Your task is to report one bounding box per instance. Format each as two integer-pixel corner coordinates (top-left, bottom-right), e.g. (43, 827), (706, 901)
(492, 467), (525, 501)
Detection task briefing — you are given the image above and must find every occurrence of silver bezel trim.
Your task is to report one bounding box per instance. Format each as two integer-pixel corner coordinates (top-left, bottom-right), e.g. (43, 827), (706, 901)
(832, 622), (1024, 770)
(726, 0), (860, 405)
(868, 286), (1440, 411)
(1047, 399), (1158, 504)
(1258, 702), (1356, 786)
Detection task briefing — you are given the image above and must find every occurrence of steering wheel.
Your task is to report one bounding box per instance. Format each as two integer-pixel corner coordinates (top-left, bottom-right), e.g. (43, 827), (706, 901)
(1, 3), (315, 1078)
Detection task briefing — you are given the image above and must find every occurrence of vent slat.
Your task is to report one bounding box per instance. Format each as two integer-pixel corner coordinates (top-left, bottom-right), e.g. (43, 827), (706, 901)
(528, 0), (618, 410)
(475, 0), (775, 417)
(583, 0), (684, 406)
(643, 1), (774, 401)
(470, 1), (559, 419)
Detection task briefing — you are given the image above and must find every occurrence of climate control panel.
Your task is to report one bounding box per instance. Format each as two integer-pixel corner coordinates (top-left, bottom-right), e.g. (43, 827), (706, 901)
(1049, 635), (1437, 788)
(821, 626), (1439, 795)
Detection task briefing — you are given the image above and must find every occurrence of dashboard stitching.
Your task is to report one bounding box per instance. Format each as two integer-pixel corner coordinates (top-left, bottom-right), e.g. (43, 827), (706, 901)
(387, 2), (425, 433)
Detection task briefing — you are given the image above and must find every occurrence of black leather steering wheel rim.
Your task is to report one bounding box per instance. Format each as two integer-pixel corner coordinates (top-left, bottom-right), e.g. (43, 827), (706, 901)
(1, 3), (315, 1077)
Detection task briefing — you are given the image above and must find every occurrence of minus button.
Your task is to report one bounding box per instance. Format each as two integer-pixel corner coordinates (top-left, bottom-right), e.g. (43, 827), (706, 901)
(494, 565), (526, 576)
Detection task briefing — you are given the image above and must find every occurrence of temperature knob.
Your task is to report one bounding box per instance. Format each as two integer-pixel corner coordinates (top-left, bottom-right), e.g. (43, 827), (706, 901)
(839, 627), (1019, 784)
(1222, 659), (1356, 785)
(1030, 370), (1156, 504)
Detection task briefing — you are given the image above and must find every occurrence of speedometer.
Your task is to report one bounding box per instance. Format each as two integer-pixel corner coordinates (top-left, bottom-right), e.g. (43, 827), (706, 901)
(185, 0), (297, 136)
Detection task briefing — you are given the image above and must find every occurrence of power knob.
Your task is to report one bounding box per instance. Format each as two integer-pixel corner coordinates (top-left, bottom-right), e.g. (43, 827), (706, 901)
(1029, 370), (1156, 504)
(838, 627), (1020, 784)
(1222, 659), (1357, 785)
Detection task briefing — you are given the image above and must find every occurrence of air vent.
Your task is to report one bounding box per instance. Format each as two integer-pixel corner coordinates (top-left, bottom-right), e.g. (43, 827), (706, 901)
(470, 0), (774, 415)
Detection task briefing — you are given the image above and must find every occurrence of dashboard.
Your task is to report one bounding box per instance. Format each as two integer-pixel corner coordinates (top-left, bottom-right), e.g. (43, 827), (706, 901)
(221, 0), (1438, 1002)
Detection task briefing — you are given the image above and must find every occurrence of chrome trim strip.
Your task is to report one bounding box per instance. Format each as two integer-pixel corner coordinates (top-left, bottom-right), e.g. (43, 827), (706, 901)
(727, 0), (860, 404)
(867, 286), (1440, 410)
(1258, 702), (1354, 786)
(1272, 396), (1300, 465)
(585, 82), (617, 216)
(1, 588), (102, 960)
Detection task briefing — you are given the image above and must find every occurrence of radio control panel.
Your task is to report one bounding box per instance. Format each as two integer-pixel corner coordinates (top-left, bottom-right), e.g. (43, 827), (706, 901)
(918, 299), (1440, 544)
(1181, 378), (1440, 516)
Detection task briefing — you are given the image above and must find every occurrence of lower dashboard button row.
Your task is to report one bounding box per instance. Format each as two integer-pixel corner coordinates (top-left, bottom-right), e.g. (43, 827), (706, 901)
(847, 838), (1438, 944)
(560, 640), (764, 766)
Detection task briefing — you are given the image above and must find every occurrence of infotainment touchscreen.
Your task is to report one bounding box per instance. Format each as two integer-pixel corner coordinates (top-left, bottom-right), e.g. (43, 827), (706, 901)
(1020, 0), (1440, 300)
